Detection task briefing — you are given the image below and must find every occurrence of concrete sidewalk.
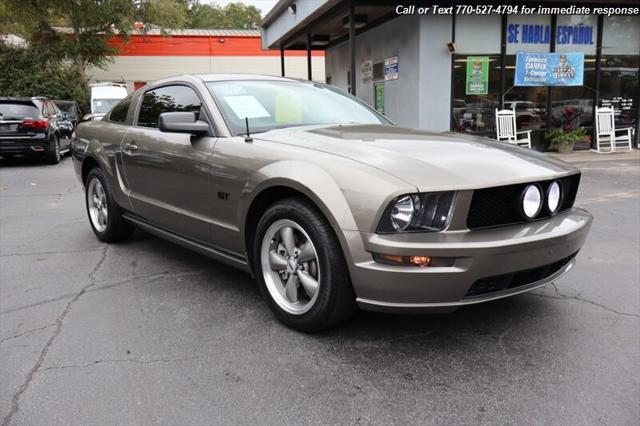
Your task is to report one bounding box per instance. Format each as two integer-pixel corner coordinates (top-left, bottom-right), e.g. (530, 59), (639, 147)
(549, 148), (640, 163)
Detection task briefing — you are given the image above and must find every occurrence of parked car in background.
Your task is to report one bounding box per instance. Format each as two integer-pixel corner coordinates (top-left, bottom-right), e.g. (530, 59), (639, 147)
(504, 100), (546, 130)
(72, 74), (592, 332)
(86, 83), (128, 120)
(0, 97), (71, 163)
(53, 100), (82, 129)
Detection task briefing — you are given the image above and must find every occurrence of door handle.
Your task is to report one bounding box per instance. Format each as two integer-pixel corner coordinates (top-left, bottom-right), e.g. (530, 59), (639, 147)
(123, 141), (138, 151)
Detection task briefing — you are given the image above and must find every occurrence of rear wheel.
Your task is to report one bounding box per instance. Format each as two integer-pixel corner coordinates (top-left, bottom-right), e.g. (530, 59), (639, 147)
(45, 135), (61, 164)
(85, 168), (134, 242)
(253, 198), (356, 332)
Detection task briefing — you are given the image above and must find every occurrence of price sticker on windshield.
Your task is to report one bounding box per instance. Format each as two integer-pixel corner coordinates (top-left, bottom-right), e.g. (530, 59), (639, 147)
(224, 96), (271, 119)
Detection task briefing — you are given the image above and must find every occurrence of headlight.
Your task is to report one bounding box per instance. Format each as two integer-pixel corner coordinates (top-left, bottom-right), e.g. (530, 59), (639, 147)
(377, 192), (455, 233)
(390, 195), (415, 231)
(547, 181), (562, 213)
(521, 184), (542, 219)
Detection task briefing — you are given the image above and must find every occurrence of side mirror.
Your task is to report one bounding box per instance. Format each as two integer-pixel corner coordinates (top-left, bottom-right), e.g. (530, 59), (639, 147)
(159, 112), (209, 135)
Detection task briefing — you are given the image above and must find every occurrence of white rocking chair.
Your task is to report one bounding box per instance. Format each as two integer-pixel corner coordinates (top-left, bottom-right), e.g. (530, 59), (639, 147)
(495, 109), (531, 148)
(593, 107), (633, 153)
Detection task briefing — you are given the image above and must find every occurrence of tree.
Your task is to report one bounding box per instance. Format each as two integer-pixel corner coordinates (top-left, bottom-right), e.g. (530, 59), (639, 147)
(186, 1), (262, 29)
(0, 42), (89, 110)
(2, 1), (187, 84)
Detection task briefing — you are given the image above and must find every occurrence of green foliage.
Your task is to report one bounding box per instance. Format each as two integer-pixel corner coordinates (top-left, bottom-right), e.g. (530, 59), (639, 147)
(143, 0), (188, 32)
(0, 43), (90, 110)
(545, 127), (588, 152)
(186, 1), (262, 29)
(2, 0), (188, 81)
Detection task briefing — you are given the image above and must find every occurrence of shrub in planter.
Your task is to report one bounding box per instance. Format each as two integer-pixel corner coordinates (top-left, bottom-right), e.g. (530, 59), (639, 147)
(545, 127), (588, 154)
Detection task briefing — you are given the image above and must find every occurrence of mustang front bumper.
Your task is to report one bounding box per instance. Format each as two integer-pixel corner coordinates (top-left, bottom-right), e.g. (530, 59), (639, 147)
(346, 207), (592, 313)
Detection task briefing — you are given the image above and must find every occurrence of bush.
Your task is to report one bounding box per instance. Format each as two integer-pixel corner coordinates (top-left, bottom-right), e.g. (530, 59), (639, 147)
(0, 42), (89, 111)
(545, 127), (588, 152)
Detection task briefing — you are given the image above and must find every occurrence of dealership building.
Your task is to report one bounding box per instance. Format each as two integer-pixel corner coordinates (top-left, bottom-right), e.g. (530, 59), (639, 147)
(261, 0), (639, 148)
(86, 28), (325, 91)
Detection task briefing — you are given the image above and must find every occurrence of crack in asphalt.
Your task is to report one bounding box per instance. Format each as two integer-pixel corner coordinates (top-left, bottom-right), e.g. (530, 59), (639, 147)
(0, 248), (104, 258)
(40, 356), (202, 372)
(0, 270), (207, 316)
(528, 283), (639, 319)
(1, 245), (108, 426)
(0, 324), (55, 345)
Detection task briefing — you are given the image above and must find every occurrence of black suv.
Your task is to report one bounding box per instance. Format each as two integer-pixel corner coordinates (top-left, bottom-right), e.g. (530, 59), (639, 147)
(0, 97), (71, 164)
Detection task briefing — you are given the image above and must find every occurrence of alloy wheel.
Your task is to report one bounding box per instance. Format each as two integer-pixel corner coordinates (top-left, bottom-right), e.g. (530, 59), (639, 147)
(87, 178), (108, 232)
(260, 219), (321, 315)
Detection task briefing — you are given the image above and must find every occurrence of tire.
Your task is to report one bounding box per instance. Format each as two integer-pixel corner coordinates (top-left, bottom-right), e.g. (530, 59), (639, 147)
(253, 197), (356, 332)
(85, 167), (134, 242)
(45, 135), (61, 164)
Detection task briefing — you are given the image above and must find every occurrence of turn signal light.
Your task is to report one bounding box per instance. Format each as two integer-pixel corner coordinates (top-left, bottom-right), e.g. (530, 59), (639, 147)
(374, 254), (455, 267)
(409, 256), (431, 267)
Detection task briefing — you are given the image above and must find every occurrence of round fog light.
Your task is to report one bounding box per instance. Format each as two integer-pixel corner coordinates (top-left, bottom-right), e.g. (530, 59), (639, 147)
(547, 181), (562, 213)
(521, 184), (542, 219)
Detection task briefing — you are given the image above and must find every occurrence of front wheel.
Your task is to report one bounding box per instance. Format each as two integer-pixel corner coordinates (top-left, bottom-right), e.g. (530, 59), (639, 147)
(85, 168), (134, 242)
(254, 198), (356, 332)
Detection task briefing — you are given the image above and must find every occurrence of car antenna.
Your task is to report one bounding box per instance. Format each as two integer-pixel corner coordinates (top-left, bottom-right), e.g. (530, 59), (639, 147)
(244, 117), (253, 143)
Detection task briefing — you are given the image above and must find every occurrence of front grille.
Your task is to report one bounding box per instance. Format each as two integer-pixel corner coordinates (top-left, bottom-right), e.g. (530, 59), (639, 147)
(467, 173), (580, 230)
(464, 252), (578, 298)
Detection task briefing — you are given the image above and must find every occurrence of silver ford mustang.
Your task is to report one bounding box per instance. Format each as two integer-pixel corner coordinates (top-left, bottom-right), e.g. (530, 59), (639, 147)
(71, 74), (592, 331)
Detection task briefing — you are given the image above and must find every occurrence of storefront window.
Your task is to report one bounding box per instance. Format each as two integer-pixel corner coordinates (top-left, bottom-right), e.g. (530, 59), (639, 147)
(503, 15), (551, 131)
(451, 15), (501, 136)
(455, 15), (501, 54)
(506, 14), (552, 54)
(451, 55), (500, 136)
(600, 16), (639, 130)
(551, 15), (598, 132)
(504, 55), (547, 131)
(550, 56), (596, 131)
(450, 14), (639, 143)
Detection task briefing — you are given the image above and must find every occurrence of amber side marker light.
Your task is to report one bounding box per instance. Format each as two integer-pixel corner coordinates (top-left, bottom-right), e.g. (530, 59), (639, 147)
(374, 254), (455, 267)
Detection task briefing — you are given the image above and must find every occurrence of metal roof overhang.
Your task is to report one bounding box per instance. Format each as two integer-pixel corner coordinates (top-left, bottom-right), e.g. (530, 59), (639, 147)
(261, 0), (639, 51)
(261, 0), (399, 51)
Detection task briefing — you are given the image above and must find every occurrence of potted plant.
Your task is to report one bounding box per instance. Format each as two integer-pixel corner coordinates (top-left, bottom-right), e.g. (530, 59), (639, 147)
(545, 105), (590, 153)
(545, 127), (588, 154)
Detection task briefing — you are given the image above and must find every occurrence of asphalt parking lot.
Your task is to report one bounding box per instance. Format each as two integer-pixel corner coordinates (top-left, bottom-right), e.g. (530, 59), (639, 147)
(1, 152), (638, 425)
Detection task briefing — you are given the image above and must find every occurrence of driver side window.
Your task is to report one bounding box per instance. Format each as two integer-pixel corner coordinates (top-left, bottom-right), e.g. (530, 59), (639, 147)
(137, 85), (202, 128)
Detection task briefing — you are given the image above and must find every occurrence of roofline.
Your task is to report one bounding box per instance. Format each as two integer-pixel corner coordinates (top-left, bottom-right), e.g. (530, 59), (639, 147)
(261, 0), (293, 28)
(53, 27), (261, 37)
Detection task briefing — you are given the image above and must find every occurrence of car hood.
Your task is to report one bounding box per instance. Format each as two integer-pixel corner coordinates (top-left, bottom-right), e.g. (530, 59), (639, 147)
(254, 124), (578, 192)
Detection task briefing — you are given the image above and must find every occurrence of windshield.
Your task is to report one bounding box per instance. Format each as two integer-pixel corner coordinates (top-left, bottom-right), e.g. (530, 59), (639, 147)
(92, 99), (121, 114)
(206, 80), (391, 136)
(55, 102), (74, 114)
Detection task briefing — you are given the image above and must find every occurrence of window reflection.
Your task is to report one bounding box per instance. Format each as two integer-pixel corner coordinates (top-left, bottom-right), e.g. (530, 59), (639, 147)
(451, 55), (500, 137)
(138, 86), (202, 128)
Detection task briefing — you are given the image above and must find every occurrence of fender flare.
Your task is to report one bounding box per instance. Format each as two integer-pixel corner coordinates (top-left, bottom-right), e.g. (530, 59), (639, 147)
(238, 160), (363, 267)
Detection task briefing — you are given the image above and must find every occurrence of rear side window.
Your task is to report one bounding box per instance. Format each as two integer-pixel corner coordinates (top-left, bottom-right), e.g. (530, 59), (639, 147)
(43, 101), (55, 116)
(0, 101), (40, 119)
(137, 85), (202, 128)
(109, 96), (132, 123)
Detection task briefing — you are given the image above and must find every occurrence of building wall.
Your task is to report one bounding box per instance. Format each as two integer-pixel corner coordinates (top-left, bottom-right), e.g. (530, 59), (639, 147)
(88, 35), (325, 90)
(90, 56), (325, 86)
(417, 15), (453, 131)
(325, 16), (422, 128)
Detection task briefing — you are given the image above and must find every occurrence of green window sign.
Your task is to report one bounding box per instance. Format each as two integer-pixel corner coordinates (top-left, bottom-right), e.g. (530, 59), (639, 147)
(466, 56), (489, 95)
(375, 83), (385, 114)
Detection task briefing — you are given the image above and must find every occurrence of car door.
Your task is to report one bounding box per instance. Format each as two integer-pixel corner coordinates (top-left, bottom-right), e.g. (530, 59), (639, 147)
(49, 102), (72, 146)
(120, 84), (217, 245)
